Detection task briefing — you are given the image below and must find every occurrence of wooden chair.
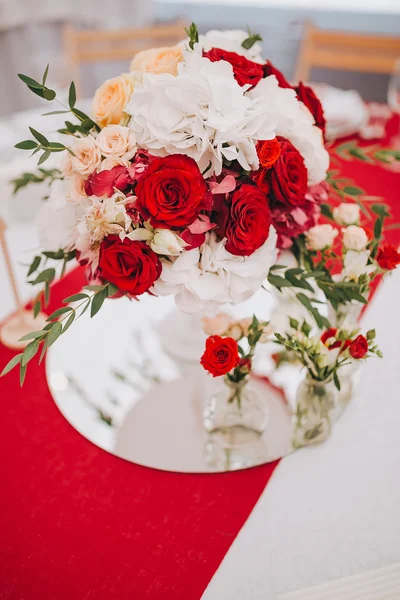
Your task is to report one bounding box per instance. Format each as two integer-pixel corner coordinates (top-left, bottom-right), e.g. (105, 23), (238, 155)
(295, 22), (400, 83)
(63, 20), (187, 96)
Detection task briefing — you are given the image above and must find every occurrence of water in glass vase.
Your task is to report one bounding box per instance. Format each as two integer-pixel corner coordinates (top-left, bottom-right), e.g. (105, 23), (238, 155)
(203, 377), (269, 446)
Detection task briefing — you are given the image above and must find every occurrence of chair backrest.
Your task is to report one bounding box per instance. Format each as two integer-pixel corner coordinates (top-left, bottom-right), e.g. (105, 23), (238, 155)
(295, 22), (400, 83)
(63, 21), (187, 96)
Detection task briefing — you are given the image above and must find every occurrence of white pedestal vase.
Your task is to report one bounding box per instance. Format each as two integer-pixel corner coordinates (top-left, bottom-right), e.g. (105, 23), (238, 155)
(158, 306), (207, 367)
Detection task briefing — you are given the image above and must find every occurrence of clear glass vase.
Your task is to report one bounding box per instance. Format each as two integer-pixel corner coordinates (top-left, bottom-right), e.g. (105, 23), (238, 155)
(293, 374), (352, 448)
(203, 377), (268, 445)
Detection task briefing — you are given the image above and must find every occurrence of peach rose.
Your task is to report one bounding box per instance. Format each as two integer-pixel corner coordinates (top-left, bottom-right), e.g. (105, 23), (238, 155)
(96, 125), (137, 158)
(60, 153), (73, 177)
(130, 45), (183, 76)
(66, 173), (87, 204)
(93, 74), (134, 128)
(70, 136), (102, 177)
(202, 313), (232, 336)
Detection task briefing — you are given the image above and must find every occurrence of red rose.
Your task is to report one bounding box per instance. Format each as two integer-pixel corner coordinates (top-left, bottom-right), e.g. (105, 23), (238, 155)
(224, 184), (271, 256)
(200, 335), (240, 377)
(257, 138), (281, 169)
(85, 165), (131, 197)
(203, 47), (264, 89)
(321, 328), (339, 346)
(269, 137), (308, 206)
(349, 335), (369, 359)
(135, 155), (207, 229)
(295, 82), (326, 136)
(376, 245), (400, 271)
(98, 235), (161, 296)
(263, 61), (292, 88)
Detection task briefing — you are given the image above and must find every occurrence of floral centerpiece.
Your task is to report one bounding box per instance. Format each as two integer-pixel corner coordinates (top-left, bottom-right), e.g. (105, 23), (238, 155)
(2, 24), (332, 382)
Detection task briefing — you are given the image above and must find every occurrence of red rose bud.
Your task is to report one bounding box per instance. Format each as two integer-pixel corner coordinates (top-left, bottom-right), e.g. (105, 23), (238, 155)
(98, 236), (161, 296)
(376, 245), (400, 271)
(320, 328), (339, 347)
(239, 357), (252, 374)
(257, 138), (281, 169)
(204, 47), (264, 89)
(269, 137), (308, 206)
(85, 165), (132, 198)
(295, 82), (326, 136)
(349, 335), (369, 359)
(263, 61), (292, 89)
(200, 335), (240, 377)
(225, 184), (271, 256)
(135, 154), (207, 229)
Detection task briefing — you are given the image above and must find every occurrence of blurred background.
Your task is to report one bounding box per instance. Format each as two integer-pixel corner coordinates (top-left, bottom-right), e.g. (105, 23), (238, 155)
(0, 0), (399, 116)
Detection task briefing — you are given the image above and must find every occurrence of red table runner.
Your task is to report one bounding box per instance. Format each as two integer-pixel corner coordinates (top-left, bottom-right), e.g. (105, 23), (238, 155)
(0, 116), (399, 600)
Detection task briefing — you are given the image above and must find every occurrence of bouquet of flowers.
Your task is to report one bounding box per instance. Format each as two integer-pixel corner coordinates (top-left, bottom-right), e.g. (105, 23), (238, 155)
(3, 24), (331, 381)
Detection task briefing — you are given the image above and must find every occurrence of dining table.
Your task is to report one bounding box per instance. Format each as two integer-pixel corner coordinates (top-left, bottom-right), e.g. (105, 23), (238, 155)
(0, 106), (399, 600)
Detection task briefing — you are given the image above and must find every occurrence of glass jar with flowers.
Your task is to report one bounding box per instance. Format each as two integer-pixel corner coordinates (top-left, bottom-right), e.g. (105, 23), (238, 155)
(200, 314), (273, 444)
(274, 319), (382, 448)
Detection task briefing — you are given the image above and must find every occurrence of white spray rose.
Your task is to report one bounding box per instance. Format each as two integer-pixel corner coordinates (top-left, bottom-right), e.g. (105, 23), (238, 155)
(150, 229), (187, 256)
(343, 225), (368, 251)
(342, 249), (371, 281)
(95, 125), (137, 158)
(306, 224), (338, 250)
(333, 203), (360, 226)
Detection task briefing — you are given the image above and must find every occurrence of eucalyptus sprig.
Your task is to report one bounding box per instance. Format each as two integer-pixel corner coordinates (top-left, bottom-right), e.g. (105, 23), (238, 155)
(26, 250), (76, 317)
(1, 282), (119, 385)
(11, 167), (62, 195)
(334, 140), (400, 165)
(16, 65), (100, 165)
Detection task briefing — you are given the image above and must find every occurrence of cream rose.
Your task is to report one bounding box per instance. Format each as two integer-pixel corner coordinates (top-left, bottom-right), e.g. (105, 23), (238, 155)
(96, 125), (137, 157)
(343, 225), (369, 251)
(306, 224), (338, 251)
(130, 45), (183, 75)
(69, 136), (101, 177)
(93, 74), (134, 128)
(66, 174), (87, 204)
(333, 203), (360, 226)
(202, 313), (232, 336)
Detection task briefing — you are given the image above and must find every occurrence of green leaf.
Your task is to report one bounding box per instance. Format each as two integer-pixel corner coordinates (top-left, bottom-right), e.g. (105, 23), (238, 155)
(343, 186), (364, 196)
(46, 306), (73, 321)
(38, 337), (48, 365)
(15, 140), (38, 150)
(1, 353), (23, 377)
(46, 322), (63, 347)
(371, 203), (391, 218)
(301, 320), (312, 337)
(185, 22), (199, 50)
(374, 218), (382, 240)
(18, 73), (44, 89)
(63, 293), (89, 303)
(30, 268), (56, 285)
(320, 203), (333, 219)
(27, 255), (41, 276)
(43, 88), (56, 101)
(333, 372), (341, 391)
(42, 64), (49, 86)
(38, 150), (51, 165)
(44, 281), (50, 307)
(289, 317), (299, 330)
(90, 287), (108, 318)
(107, 283), (119, 297)
(366, 329), (376, 340)
(33, 300), (42, 319)
(62, 311), (76, 334)
(68, 82), (76, 108)
(241, 28), (263, 50)
(20, 363), (27, 386)
(42, 110), (70, 116)
(18, 330), (46, 342)
(268, 274), (293, 289)
(29, 127), (49, 146)
(22, 341), (40, 366)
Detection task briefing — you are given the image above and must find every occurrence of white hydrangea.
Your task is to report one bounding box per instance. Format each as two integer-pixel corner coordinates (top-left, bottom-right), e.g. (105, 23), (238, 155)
(152, 228), (278, 313)
(197, 29), (264, 63)
(249, 76), (330, 185)
(126, 51), (276, 177)
(36, 179), (80, 251)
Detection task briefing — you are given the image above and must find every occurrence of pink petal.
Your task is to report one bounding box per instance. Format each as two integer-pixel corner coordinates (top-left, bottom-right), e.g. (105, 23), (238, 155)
(187, 214), (216, 234)
(210, 175), (237, 195)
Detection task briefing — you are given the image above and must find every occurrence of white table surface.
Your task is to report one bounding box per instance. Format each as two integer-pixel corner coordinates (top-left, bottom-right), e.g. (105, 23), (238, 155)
(1, 107), (400, 600)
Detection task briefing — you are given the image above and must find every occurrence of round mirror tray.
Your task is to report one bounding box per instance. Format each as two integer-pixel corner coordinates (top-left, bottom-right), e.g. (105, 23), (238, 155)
(46, 290), (349, 473)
